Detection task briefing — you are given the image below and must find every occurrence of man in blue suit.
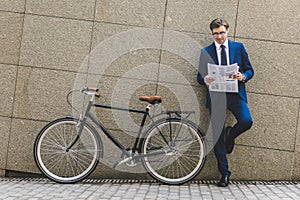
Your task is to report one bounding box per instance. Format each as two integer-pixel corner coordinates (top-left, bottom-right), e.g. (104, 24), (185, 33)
(198, 18), (254, 187)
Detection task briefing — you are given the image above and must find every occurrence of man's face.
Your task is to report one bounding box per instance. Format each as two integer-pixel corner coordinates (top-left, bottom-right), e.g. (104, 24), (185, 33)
(212, 25), (228, 44)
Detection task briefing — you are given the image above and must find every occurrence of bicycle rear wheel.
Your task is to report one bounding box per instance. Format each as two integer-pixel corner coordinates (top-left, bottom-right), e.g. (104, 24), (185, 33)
(141, 118), (206, 185)
(34, 118), (102, 183)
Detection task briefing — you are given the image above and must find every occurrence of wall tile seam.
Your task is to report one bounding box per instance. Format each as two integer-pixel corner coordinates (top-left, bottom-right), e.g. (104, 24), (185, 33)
(155, 80), (200, 88)
(0, 63), (20, 67)
(0, 9), (25, 15)
(92, 0), (98, 21)
(23, 0), (27, 13)
(6, 68), (201, 89)
(5, 110), (15, 171)
(163, 28), (233, 38)
(131, 25), (300, 46)
(5, 116), (50, 124)
(9, 65), (161, 84)
(97, 74), (159, 83)
(16, 13), (168, 38)
(0, 115), (12, 120)
(234, 36), (300, 46)
(85, 0), (98, 80)
(23, 12), (94, 23)
(13, 65), (196, 86)
(156, 0), (170, 95)
(291, 153), (296, 181)
(12, 65), (85, 74)
(293, 100), (300, 152)
(158, 27), (300, 46)
(92, 20), (163, 30)
(162, 0), (169, 29)
(93, 20), (165, 30)
(292, 100), (300, 153)
(236, 144), (296, 153)
(87, 3), (100, 52)
(17, 12), (164, 30)
(247, 91), (300, 100)
(5, 6), (27, 171)
(0, 115), (12, 119)
(233, 0), (240, 40)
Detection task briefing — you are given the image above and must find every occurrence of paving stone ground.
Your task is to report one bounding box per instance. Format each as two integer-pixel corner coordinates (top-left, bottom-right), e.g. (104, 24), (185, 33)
(0, 178), (299, 200)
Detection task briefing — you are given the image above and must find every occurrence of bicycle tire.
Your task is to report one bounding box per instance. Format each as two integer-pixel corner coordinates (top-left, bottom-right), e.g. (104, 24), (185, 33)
(34, 117), (102, 183)
(141, 118), (206, 185)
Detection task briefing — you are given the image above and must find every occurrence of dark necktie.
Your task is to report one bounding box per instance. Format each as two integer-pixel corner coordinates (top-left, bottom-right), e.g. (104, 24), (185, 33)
(220, 45), (227, 65)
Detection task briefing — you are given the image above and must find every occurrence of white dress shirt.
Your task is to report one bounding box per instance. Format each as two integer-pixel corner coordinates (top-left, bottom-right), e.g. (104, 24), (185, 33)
(215, 39), (230, 65)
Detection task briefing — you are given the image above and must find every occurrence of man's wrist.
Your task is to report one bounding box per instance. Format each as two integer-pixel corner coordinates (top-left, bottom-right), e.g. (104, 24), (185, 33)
(241, 74), (246, 82)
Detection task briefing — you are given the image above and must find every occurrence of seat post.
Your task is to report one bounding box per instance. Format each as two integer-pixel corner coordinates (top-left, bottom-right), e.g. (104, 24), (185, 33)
(140, 104), (151, 128)
(131, 104), (151, 153)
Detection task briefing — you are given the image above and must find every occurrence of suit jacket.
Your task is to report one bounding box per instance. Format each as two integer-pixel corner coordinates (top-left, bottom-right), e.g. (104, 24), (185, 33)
(197, 39), (254, 108)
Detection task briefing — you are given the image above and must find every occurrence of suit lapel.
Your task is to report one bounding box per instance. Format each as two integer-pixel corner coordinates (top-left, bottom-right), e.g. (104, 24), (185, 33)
(228, 40), (235, 64)
(208, 43), (218, 64)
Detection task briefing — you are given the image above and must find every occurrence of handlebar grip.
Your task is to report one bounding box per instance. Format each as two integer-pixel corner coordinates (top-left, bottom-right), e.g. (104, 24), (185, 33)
(87, 87), (99, 92)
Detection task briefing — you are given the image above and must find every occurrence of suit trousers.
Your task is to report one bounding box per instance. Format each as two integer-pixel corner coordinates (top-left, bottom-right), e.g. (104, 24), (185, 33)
(210, 92), (253, 176)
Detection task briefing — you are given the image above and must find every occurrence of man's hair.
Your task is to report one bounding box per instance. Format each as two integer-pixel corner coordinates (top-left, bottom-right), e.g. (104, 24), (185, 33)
(209, 18), (229, 31)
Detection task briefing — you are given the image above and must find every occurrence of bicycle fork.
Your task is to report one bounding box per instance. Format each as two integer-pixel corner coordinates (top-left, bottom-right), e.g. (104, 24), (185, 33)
(66, 98), (94, 151)
(66, 117), (85, 152)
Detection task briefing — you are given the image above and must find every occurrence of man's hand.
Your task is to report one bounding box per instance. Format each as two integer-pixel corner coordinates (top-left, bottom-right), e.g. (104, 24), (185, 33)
(204, 75), (215, 85)
(235, 72), (245, 81)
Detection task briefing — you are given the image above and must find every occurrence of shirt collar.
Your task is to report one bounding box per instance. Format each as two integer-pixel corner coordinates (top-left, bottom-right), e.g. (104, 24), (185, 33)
(215, 39), (229, 50)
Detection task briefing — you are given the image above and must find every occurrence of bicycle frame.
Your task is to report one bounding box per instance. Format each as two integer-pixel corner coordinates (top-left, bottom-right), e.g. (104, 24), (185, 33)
(66, 90), (197, 164)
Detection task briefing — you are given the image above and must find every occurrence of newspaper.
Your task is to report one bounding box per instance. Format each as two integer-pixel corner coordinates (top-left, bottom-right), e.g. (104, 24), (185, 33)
(207, 63), (238, 93)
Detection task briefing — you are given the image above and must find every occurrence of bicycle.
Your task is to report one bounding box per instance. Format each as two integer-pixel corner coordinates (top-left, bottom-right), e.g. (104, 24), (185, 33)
(34, 87), (206, 185)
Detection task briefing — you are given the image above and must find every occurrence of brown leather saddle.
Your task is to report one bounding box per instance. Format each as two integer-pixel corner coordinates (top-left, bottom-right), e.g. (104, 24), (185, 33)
(139, 96), (162, 104)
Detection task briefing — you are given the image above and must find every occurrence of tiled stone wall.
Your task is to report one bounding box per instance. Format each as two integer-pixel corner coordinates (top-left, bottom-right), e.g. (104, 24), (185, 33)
(0, 0), (299, 181)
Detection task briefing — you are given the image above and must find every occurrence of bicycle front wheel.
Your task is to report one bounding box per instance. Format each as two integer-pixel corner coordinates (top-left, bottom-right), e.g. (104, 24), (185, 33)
(34, 118), (102, 183)
(142, 118), (206, 185)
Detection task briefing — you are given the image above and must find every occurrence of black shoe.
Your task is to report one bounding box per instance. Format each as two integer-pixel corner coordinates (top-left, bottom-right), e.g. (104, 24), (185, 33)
(217, 174), (230, 187)
(225, 126), (235, 154)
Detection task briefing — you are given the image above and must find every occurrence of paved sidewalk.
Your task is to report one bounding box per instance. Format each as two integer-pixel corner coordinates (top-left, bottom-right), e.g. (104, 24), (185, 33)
(0, 178), (300, 200)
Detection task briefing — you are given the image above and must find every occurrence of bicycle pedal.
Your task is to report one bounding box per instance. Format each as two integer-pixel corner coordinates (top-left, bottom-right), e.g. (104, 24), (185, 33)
(113, 157), (132, 168)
